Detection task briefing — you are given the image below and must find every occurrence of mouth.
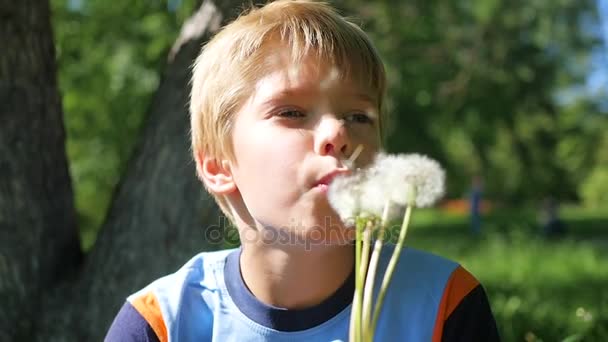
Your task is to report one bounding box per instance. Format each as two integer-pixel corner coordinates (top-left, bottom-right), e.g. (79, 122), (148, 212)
(313, 169), (351, 193)
(315, 183), (330, 193)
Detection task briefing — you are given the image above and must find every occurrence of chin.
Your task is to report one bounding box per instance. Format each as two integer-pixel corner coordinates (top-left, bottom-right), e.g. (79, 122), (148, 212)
(297, 216), (355, 248)
(257, 209), (355, 248)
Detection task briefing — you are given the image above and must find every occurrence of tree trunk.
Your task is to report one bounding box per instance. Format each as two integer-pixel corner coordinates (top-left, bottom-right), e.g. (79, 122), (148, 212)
(35, 1), (244, 340)
(0, 0), (82, 340)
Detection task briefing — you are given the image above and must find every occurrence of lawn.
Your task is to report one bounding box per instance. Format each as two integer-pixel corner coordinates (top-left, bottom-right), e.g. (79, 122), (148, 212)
(400, 206), (608, 341)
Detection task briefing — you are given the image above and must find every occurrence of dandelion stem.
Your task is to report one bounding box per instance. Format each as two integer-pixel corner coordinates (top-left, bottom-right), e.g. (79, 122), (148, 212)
(349, 286), (358, 342)
(351, 218), (364, 342)
(370, 203), (414, 334)
(357, 222), (373, 341)
(361, 201), (391, 341)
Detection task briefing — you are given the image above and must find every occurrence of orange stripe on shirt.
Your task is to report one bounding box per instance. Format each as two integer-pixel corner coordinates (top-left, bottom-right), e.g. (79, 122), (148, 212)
(130, 292), (168, 342)
(431, 266), (479, 342)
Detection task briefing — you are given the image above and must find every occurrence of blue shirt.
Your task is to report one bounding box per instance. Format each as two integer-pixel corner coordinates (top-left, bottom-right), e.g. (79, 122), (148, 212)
(105, 245), (499, 341)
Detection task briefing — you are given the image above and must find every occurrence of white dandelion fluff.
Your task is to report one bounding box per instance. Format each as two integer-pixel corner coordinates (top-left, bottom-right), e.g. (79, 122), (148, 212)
(369, 152), (445, 207)
(328, 152), (446, 225)
(327, 173), (365, 224)
(359, 169), (403, 221)
(333, 151), (446, 341)
(359, 177), (385, 217)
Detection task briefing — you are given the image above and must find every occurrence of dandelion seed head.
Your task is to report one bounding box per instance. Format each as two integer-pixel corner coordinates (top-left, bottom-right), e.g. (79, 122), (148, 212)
(327, 173), (365, 225)
(369, 153), (445, 207)
(359, 178), (385, 217)
(361, 183), (404, 222)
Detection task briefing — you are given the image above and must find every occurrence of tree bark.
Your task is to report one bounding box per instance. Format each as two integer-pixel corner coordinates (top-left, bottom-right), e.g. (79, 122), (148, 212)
(0, 0), (82, 340)
(35, 1), (244, 340)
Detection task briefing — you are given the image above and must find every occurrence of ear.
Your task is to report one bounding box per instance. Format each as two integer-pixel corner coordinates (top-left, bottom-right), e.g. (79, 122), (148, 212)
(195, 151), (237, 195)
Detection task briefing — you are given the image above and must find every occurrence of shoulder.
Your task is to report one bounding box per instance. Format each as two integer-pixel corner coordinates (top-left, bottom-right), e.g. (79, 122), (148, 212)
(398, 247), (459, 272)
(131, 248), (234, 297)
(435, 265), (483, 321)
(107, 249), (235, 342)
(390, 247), (493, 324)
(432, 263), (500, 341)
(378, 246), (499, 340)
(382, 246), (460, 295)
(377, 246), (460, 316)
(105, 301), (160, 342)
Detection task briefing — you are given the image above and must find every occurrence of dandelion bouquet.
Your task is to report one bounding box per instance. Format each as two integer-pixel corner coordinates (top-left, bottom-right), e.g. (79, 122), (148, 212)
(328, 152), (445, 342)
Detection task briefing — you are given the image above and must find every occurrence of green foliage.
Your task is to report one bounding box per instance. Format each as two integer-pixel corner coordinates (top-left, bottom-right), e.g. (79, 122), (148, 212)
(580, 166), (608, 208)
(579, 130), (608, 208)
(344, 0), (606, 203)
(51, 0), (198, 249)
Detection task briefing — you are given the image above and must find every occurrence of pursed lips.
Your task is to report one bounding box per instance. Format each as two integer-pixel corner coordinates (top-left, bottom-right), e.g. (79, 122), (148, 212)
(313, 169), (351, 192)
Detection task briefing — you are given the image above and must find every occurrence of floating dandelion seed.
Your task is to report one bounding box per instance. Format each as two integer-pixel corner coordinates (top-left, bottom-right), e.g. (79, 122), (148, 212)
(343, 144), (364, 170)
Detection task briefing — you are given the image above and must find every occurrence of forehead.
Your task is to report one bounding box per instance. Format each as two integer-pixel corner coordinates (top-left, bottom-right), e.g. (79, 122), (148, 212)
(249, 49), (377, 105)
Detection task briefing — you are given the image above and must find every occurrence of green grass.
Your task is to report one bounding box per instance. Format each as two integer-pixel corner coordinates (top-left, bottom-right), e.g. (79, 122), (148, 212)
(397, 206), (608, 342)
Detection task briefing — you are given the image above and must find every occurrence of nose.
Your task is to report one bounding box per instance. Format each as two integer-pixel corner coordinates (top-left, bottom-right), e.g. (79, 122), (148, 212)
(315, 115), (350, 157)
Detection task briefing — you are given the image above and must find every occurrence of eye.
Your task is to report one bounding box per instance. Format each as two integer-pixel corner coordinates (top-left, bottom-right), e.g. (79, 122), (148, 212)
(345, 112), (375, 125)
(276, 108), (306, 119)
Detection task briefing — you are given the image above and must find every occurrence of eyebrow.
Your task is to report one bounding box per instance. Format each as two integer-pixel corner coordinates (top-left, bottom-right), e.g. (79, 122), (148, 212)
(260, 89), (377, 108)
(263, 88), (311, 101)
(351, 93), (377, 106)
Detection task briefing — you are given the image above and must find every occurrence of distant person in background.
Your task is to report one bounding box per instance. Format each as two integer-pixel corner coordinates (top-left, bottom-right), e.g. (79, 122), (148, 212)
(470, 175), (483, 235)
(540, 197), (566, 238)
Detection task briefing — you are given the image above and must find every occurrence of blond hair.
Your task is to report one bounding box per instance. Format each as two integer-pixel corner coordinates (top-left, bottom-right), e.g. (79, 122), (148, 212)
(190, 0), (386, 221)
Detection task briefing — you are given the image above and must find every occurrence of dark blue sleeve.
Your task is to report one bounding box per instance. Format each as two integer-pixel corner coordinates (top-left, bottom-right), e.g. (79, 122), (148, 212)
(105, 301), (160, 342)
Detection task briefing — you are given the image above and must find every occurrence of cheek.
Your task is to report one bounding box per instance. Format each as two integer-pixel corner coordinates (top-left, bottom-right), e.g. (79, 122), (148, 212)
(233, 131), (307, 201)
(245, 134), (303, 171)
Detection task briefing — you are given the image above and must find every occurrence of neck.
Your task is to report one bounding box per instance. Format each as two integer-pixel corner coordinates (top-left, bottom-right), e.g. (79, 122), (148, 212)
(239, 241), (354, 310)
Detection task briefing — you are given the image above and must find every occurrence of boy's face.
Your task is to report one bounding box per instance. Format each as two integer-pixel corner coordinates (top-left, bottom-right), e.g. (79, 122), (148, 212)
(225, 52), (380, 246)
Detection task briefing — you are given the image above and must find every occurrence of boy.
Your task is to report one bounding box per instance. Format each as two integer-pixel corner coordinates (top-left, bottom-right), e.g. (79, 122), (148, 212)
(106, 1), (500, 341)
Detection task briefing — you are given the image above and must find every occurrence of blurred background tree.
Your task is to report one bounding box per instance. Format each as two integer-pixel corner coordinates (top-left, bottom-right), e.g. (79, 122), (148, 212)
(0, 1), (81, 339)
(51, 0), (201, 249)
(5, 1), (241, 340)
